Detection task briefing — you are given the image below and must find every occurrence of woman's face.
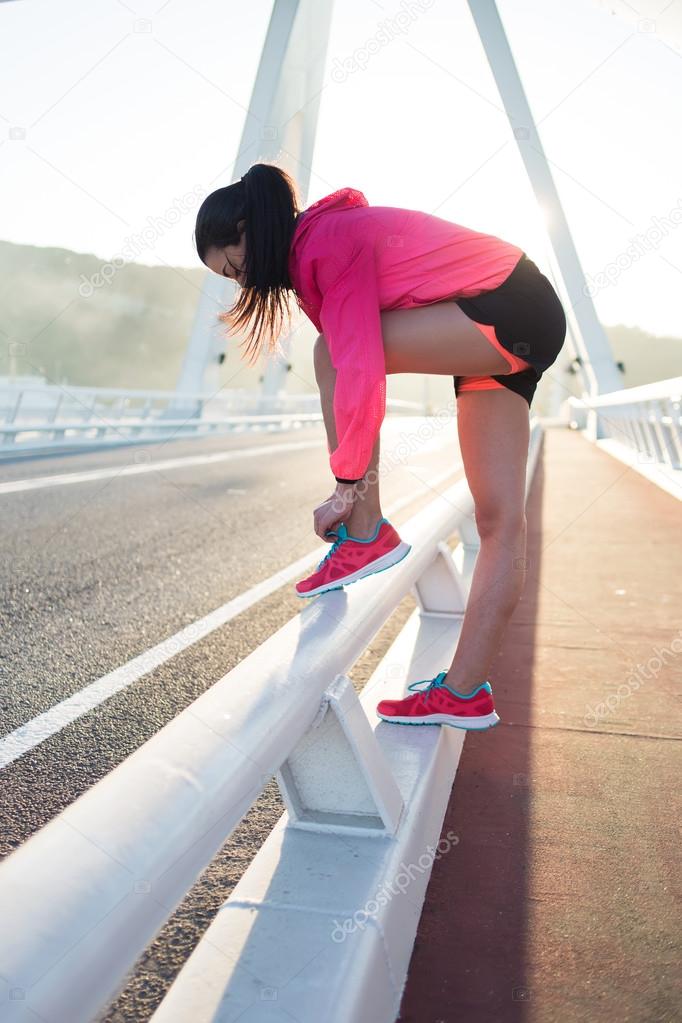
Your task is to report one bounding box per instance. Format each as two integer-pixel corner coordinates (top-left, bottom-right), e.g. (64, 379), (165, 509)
(204, 218), (247, 285)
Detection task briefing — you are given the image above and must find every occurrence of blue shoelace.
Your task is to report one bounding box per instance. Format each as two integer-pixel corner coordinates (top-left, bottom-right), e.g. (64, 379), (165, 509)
(316, 523), (349, 570)
(407, 672), (491, 701)
(407, 671), (448, 701)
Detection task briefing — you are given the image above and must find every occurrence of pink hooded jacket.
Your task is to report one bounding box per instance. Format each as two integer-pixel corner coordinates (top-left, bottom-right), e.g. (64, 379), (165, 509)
(287, 187), (524, 482)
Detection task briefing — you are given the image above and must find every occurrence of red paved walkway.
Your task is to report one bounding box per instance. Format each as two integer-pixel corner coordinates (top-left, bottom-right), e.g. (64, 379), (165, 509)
(399, 427), (681, 1023)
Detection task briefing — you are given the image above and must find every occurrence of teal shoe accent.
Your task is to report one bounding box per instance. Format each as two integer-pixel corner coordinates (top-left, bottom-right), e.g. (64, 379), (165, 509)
(324, 517), (390, 545)
(407, 672), (492, 701)
(316, 517), (392, 571)
(348, 516), (389, 543)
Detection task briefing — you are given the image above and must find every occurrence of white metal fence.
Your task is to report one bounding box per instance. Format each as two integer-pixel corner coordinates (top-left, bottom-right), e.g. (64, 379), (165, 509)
(562, 376), (682, 499)
(0, 383), (423, 453)
(0, 420), (544, 1023)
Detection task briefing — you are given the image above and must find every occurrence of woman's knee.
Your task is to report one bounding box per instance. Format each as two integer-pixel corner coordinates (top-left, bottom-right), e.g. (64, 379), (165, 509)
(475, 505), (527, 543)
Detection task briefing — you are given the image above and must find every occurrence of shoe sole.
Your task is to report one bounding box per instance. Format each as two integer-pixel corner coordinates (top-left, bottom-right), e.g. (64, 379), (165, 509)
(296, 541), (412, 598)
(376, 710), (501, 730)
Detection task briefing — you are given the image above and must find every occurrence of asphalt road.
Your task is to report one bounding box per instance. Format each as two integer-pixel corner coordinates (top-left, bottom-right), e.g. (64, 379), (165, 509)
(0, 418), (464, 1022)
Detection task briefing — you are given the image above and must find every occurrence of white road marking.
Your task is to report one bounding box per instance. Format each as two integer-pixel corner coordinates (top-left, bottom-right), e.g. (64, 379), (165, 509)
(0, 440), (322, 495)
(0, 465), (463, 768)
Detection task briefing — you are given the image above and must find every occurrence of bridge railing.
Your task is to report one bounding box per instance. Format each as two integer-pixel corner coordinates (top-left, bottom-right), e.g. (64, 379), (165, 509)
(562, 376), (682, 497)
(0, 383), (322, 423)
(0, 420), (543, 1023)
(0, 382), (424, 452)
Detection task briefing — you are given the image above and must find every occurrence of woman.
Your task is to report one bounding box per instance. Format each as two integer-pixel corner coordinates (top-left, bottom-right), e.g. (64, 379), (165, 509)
(194, 162), (567, 731)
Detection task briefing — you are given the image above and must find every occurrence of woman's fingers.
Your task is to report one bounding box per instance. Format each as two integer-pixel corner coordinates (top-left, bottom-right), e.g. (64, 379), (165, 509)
(314, 506), (341, 540)
(313, 487), (356, 541)
(315, 512), (338, 540)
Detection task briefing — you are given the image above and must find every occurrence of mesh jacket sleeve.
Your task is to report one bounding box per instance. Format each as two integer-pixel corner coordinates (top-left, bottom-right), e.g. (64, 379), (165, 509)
(317, 239), (386, 482)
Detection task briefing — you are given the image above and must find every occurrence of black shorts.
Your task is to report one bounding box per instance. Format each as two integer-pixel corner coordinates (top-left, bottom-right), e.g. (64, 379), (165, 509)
(452, 252), (567, 407)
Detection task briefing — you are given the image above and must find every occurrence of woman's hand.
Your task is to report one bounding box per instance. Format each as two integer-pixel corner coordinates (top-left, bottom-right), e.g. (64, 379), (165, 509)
(313, 483), (357, 541)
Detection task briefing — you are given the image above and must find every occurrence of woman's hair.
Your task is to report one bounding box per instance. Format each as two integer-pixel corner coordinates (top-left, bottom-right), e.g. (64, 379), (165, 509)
(193, 162), (303, 366)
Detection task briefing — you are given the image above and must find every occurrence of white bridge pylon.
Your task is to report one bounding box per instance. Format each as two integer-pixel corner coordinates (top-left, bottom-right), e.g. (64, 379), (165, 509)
(178, 0), (621, 414)
(175, 0), (335, 403)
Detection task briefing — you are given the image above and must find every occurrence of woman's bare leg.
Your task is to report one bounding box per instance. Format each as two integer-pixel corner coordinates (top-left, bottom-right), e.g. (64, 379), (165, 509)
(379, 301), (530, 690)
(446, 387), (529, 690)
(313, 300), (512, 537)
(379, 300), (512, 376)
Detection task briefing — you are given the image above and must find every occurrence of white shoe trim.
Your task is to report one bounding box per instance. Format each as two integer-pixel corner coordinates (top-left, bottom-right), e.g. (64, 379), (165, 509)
(376, 710), (500, 730)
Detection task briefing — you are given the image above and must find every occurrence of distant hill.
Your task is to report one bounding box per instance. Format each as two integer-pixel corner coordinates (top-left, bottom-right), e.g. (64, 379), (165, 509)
(596, 324), (682, 389)
(0, 239), (206, 391)
(1, 239), (679, 413)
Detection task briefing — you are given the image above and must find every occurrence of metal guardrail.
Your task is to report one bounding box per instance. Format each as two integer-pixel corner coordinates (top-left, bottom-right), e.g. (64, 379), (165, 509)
(0, 384), (322, 421)
(0, 419), (544, 1023)
(562, 377), (682, 498)
(0, 413), (325, 451)
(0, 384), (423, 453)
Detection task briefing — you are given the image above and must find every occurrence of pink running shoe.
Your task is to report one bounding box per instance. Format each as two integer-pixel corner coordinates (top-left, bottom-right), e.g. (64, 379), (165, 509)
(376, 671), (500, 730)
(295, 517), (411, 598)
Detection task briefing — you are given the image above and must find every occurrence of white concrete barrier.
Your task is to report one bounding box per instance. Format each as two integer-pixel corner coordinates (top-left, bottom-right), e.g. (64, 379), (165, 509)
(0, 420), (543, 1023)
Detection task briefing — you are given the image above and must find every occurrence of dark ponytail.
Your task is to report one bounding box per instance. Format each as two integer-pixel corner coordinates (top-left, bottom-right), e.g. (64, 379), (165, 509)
(193, 162), (302, 366)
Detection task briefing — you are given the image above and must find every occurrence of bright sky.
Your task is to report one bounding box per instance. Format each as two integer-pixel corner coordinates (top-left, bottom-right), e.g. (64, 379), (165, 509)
(1, 0), (681, 337)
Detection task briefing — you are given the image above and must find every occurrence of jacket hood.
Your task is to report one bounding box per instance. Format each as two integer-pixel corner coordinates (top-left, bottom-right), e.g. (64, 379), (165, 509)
(301, 187), (368, 219)
(290, 187), (368, 255)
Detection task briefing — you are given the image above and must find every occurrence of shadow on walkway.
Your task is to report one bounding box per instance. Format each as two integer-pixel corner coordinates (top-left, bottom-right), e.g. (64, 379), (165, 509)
(399, 428), (681, 1022)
